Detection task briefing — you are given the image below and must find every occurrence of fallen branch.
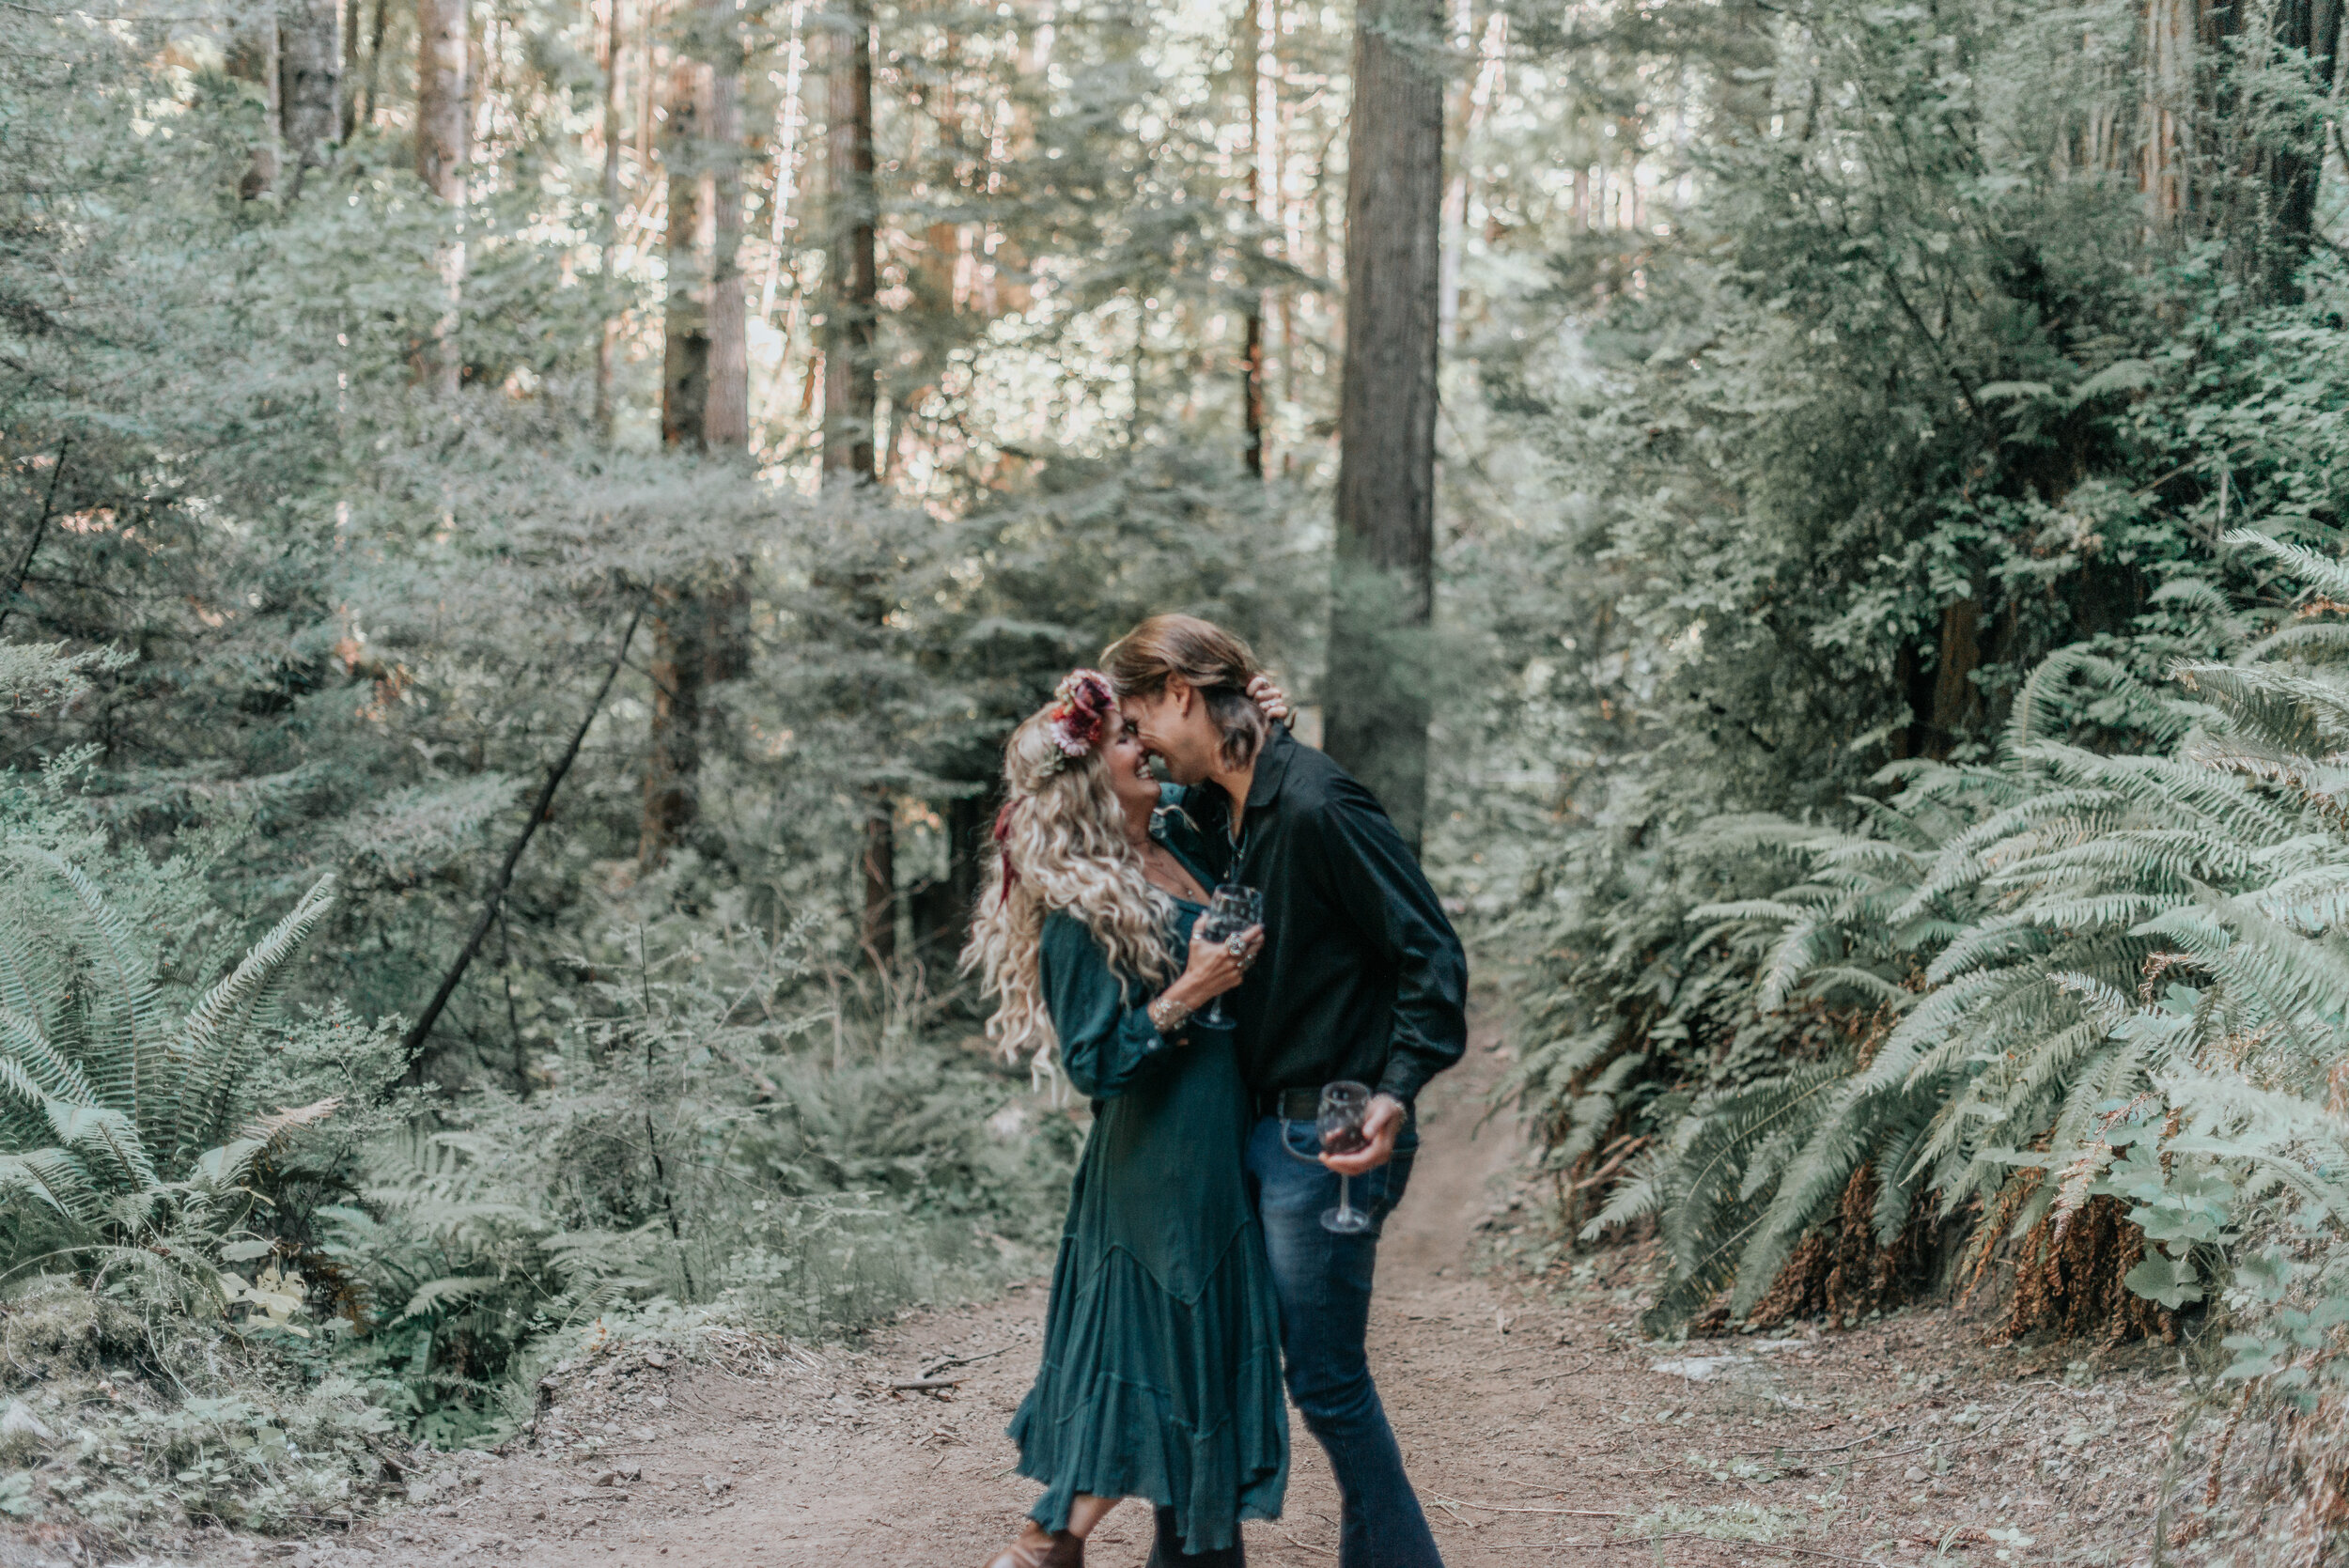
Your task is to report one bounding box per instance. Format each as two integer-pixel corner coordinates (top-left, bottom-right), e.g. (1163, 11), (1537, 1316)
(921, 1345), (1010, 1378)
(889, 1376), (963, 1391)
(1274, 1526), (1335, 1558)
(399, 597), (646, 1078)
(1731, 1423), (1903, 1457)
(1429, 1495), (1627, 1518)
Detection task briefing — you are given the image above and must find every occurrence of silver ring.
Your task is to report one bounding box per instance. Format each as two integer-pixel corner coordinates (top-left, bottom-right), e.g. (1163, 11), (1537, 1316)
(1226, 935), (1248, 958)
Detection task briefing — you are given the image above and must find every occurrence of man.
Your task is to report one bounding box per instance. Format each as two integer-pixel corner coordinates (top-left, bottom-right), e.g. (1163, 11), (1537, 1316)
(1104, 613), (1467, 1568)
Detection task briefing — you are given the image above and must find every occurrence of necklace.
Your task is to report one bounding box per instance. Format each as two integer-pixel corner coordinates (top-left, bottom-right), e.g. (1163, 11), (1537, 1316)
(1131, 835), (1205, 902)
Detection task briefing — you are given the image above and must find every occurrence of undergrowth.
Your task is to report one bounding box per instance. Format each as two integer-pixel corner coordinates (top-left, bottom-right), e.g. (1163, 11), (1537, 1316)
(0, 741), (1073, 1545)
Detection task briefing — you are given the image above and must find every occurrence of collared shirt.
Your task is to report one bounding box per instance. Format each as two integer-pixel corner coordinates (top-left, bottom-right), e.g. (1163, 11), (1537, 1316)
(1166, 728), (1469, 1105)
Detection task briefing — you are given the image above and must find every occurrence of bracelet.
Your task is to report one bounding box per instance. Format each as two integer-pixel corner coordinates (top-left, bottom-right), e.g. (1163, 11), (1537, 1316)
(1147, 994), (1193, 1036)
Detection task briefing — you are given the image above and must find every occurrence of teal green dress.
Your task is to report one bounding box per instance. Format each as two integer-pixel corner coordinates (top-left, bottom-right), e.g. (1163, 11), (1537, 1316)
(1008, 828), (1288, 1553)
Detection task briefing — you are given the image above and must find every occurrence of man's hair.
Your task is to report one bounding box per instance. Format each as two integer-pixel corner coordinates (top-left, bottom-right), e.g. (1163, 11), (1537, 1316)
(1102, 613), (1268, 770)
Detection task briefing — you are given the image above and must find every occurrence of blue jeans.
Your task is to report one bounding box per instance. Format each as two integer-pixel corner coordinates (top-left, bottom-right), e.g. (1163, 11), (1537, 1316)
(1242, 1111), (1441, 1568)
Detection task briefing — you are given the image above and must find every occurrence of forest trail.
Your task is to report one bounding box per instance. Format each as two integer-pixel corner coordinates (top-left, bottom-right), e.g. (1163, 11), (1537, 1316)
(297, 1012), (2193, 1568)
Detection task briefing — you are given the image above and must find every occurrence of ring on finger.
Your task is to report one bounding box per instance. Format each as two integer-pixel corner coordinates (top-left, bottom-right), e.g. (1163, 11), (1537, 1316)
(1225, 935), (1249, 958)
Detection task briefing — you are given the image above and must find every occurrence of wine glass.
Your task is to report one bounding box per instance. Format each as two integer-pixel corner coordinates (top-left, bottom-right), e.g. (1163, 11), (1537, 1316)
(1191, 883), (1262, 1029)
(1316, 1079), (1375, 1234)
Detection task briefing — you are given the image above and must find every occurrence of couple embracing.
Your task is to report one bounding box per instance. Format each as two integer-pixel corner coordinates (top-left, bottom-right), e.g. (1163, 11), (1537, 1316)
(964, 615), (1468, 1568)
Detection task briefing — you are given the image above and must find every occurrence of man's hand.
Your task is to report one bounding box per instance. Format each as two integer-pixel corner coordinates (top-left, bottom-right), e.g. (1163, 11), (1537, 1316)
(1321, 1093), (1408, 1176)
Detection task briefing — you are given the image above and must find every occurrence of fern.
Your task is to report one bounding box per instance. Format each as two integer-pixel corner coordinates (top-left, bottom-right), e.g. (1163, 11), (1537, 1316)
(1545, 536), (2349, 1338)
(0, 795), (342, 1262)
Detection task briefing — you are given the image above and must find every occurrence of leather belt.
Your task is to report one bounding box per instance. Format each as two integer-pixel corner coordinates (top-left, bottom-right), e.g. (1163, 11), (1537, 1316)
(1255, 1087), (1324, 1121)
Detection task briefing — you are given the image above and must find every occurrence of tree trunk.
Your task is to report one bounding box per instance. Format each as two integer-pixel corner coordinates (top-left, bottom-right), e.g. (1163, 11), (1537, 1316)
(823, 0), (892, 961)
(824, 0), (878, 485)
(641, 0), (750, 871)
(1240, 0), (1268, 477)
(639, 586), (706, 867)
(661, 54), (710, 450)
(279, 0), (342, 194)
(704, 14), (748, 450)
(2267, 0), (2344, 292)
(231, 14), (282, 199)
(1324, 0), (1443, 854)
(339, 0), (361, 142)
(360, 0), (388, 130)
(415, 0), (469, 394)
(643, 54), (707, 869)
(594, 0), (624, 442)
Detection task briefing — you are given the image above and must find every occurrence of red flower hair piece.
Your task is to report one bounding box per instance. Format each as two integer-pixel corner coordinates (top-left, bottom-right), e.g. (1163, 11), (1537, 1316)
(1045, 668), (1115, 764)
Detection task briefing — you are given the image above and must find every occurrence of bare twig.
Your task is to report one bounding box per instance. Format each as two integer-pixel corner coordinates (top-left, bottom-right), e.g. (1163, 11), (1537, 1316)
(1732, 1423), (1903, 1457)
(920, 1345), (1010, 1378)
(1429, 1495), (1628, 1518)
(399, 597), (647, 1076)
(1274, 1526), (1336, 1557)
(0, 438), (68, 638)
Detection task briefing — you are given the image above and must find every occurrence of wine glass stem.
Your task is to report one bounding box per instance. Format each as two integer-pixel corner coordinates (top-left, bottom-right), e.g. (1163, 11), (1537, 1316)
(1338, 1173), (1353, 1218)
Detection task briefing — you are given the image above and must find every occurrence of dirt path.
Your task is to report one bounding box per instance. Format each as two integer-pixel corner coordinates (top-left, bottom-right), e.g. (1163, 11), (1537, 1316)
(281, 1016), (2199, 1568)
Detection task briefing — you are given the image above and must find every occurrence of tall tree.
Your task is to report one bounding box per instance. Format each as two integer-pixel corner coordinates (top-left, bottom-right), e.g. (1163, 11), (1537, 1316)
(415, 0), (469, 393)
(1239, 0), (1269, 477)
(278, 0), (342, 194)
(1323, 0), (1443, 852)
(824, 0), (879, 485)
(642, 0), (751, 869)
(594, 0), (625, 442)
(822, 0), (892, 962)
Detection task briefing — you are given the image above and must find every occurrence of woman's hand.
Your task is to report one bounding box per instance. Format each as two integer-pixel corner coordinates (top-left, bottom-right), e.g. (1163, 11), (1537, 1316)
(1162, 923), (1265, 1010)
(1248, 674), (1294, 726)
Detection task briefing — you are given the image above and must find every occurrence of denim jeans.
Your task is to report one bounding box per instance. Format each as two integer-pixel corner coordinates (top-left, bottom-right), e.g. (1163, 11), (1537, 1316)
(1241, 1110), (1441, 1568)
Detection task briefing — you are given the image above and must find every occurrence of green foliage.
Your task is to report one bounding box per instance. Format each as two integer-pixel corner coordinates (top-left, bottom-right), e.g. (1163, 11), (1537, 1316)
(1541, 532), (2349, 1391)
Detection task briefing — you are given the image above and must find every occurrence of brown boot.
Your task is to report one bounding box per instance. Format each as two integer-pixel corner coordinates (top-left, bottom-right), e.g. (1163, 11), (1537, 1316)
(981, 1522), (1083, 1568)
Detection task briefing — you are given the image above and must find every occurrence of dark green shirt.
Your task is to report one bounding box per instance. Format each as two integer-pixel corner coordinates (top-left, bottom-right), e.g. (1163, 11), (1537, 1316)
(1171, 728), (1469, 1105)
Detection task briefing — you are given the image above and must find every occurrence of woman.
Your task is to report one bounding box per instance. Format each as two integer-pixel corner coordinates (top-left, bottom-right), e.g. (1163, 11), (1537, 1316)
(963, 669), (1286, 1568)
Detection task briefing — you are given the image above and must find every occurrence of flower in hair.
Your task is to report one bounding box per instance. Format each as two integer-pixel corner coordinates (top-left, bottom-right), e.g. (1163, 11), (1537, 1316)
(1046, 668), (1115, 762)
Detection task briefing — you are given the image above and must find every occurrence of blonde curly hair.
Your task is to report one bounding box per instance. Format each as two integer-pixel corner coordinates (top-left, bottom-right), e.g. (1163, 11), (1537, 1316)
(959, 704), (1174, 1089)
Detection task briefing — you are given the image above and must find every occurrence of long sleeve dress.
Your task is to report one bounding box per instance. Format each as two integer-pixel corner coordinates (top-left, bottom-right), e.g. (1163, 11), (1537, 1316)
(1006, 830), (1288, 1555)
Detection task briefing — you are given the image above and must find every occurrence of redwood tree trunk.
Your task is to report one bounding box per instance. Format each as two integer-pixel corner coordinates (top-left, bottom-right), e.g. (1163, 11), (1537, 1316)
(661, 55), (709, 451)
(641, 0), (750, 871)
(824, 0), (879, 486)
(594, 0), (624, 442)
(415, 0), (468, 394)
(1324, 0), (1443, 853)
(1239, 0), (1267, 477)
(823, 0), (893, 961)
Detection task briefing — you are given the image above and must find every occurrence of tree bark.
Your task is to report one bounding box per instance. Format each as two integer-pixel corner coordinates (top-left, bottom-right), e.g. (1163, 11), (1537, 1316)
(639, 585), (706, 867)
(704, 13), (749, 450)
(661, 54), (710, 450)
(824, 0), (878, 485)
(594, 0), (624, 442)
(338, 0), (361, 142)
(1324, 0), (1444, 854)
(1240, 0), (1268, 477)
(823, 0), (892, 961)
(415, 0), (469, 394)
(279, 0), (342, 194)
(231, 13), (283, 199)
(2267, 0), (2344, 292)
(642, 0), (750, 871)
(360, 0), (388, 130)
